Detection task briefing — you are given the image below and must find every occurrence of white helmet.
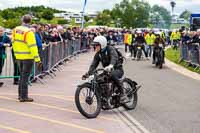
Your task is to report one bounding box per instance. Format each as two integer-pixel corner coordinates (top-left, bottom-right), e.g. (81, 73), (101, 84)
(137, 30), (142, 34)
(93, 36), (107, 49)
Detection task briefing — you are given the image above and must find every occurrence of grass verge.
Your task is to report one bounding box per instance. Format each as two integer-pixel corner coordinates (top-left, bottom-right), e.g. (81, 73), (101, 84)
(165, 48), (200, 74)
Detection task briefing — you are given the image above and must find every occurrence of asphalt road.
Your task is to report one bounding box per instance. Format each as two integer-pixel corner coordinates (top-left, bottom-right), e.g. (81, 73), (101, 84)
(123, 53), (200, 133)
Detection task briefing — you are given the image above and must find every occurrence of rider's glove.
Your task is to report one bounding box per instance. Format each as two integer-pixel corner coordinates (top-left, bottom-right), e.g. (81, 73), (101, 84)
(104, 64), (113, 72)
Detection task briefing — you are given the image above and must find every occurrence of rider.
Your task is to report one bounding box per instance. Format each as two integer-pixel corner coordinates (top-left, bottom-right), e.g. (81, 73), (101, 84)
(133, 30), (148, 60)
(82, 36), (128, 102)
(152, 32), (165, 64)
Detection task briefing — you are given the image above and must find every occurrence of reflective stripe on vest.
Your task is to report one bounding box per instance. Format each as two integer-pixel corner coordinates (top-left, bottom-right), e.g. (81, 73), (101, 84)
(13, 39), (27, 44)
(14, 52), (31, 54)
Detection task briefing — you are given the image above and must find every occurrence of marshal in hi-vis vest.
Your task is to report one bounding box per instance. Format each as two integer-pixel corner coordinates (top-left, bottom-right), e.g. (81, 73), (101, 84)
(12, 26), (40, 62)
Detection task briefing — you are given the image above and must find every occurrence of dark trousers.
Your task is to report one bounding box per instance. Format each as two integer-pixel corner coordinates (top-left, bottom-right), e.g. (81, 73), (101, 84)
(173, 40), (178, 50)
(13, 61), (19, 83)
(110, 68), (124, 94)
(12, 51), (19, 83)
(125, 44), (131, 53)
(17, 60), (33, 99)
(133, 44), (148, 58)
(147, 45), (153, 57)
(0, 57), (5, 75)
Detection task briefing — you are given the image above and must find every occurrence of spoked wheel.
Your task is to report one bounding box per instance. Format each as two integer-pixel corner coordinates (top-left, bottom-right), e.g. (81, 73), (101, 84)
(122, 78), (138, 110)
(75, 83), (101, 119)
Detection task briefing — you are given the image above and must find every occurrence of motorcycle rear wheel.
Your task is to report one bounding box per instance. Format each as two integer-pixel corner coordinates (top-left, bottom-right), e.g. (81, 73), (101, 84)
(122, 78), (138, 110)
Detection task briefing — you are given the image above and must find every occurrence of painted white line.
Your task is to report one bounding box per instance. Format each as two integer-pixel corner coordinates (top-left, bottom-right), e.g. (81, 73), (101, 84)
(117, 109), (150, 133)
(0, 124), (30, 133)
(113, 110), (141, 133)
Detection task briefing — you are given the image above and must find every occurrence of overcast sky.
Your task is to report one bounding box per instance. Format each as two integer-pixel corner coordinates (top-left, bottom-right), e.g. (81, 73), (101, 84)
(0, 0), (200, 14)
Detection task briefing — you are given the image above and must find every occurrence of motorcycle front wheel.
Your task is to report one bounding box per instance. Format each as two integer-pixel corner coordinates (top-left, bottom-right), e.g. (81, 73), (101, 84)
(75, 83), (102, 119)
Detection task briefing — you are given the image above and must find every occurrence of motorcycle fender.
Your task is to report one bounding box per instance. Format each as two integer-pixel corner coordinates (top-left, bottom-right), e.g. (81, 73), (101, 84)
(124, 78), (141, 93)
(125, 78), (138, 86)
(77, 83), (92, 88)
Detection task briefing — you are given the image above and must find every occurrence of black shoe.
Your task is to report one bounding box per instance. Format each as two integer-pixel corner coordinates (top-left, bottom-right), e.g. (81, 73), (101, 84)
(0, 82), (4, 87)
(19, 97), (34, 102)
(13, 81), (19, 85)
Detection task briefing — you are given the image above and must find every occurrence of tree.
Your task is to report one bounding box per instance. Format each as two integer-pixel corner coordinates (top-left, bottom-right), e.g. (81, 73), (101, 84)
(0, 9), (16, 20)
(180, 10), (191, 20)
(111, 0), (150, 28)
(41, 10), (54, 21)
(95, 9), (112, 26)
(57, 19), (68, 24)
(151, 5), (172, 28)
(3, 18), (21, 28)
(84, 15), (90, 22)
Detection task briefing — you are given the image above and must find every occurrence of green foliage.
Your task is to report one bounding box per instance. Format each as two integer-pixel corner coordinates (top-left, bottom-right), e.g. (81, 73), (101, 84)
(95, 9), (112, 26)
(0, 9), (16, 20)
(110, 0), (151, 28)
(165, 48), (180, 63)
(3, 19), (21, 29)
(70, 18), (76, 26)
(180, 10), (191, 20)
(57, 19), (68, 24)
(94, 0), (172, 28)
(150, 5), (172, 28)
(84, 15), (90, 22)
(0, 6), (63, 28)
(165, 48), (200, 74)
(42, 10), (54, 21)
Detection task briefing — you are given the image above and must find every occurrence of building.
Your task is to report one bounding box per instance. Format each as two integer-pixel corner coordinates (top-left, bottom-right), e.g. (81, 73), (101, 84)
(171, 13), (188, 24)
(54, 11), (98, 24)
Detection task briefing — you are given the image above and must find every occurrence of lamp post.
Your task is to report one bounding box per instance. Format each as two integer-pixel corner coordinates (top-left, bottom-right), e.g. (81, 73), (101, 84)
(81, 0), (87, 29)
(170, 0), (176, 16)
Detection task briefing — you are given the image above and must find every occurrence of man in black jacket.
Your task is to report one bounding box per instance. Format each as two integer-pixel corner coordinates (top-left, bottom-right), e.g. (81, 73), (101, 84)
(0, 27), (11, 87)
(83, 36), (128, 102)
(133, 31), (148, 60)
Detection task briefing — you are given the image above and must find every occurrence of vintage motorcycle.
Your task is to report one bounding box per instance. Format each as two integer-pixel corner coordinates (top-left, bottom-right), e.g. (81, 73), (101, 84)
(75, 68), (141, 119)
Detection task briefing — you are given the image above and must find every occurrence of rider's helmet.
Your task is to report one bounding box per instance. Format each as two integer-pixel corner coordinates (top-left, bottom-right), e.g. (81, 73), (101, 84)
(93, 36), (107, 49)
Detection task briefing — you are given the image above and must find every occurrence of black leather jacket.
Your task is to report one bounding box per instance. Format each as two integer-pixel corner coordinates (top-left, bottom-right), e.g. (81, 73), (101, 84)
(88, 45), (122, 75)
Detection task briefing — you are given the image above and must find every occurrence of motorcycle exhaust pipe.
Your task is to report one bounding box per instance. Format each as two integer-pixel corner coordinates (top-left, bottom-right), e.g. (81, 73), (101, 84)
(128, 85), (141, 95)
(136, 85), (141, 92)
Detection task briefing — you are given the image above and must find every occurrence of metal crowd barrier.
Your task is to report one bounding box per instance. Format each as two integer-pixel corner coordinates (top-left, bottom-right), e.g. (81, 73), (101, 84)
(0, 39), (88, 84)
(33, 39), (87, 83)
(180, 42), (200, 71)
(0, 47), (20, 80)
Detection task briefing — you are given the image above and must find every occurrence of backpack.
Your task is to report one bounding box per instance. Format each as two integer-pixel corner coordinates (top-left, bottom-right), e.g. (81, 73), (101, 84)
(115, 48), (124, 64)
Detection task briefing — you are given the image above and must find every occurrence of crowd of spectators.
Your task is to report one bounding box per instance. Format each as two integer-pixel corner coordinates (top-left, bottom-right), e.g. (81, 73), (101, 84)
(0, 24), (199, 87)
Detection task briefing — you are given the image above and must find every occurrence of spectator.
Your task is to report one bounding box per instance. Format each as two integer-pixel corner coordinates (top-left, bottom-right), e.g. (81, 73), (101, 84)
(0, 26), (11, 87)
